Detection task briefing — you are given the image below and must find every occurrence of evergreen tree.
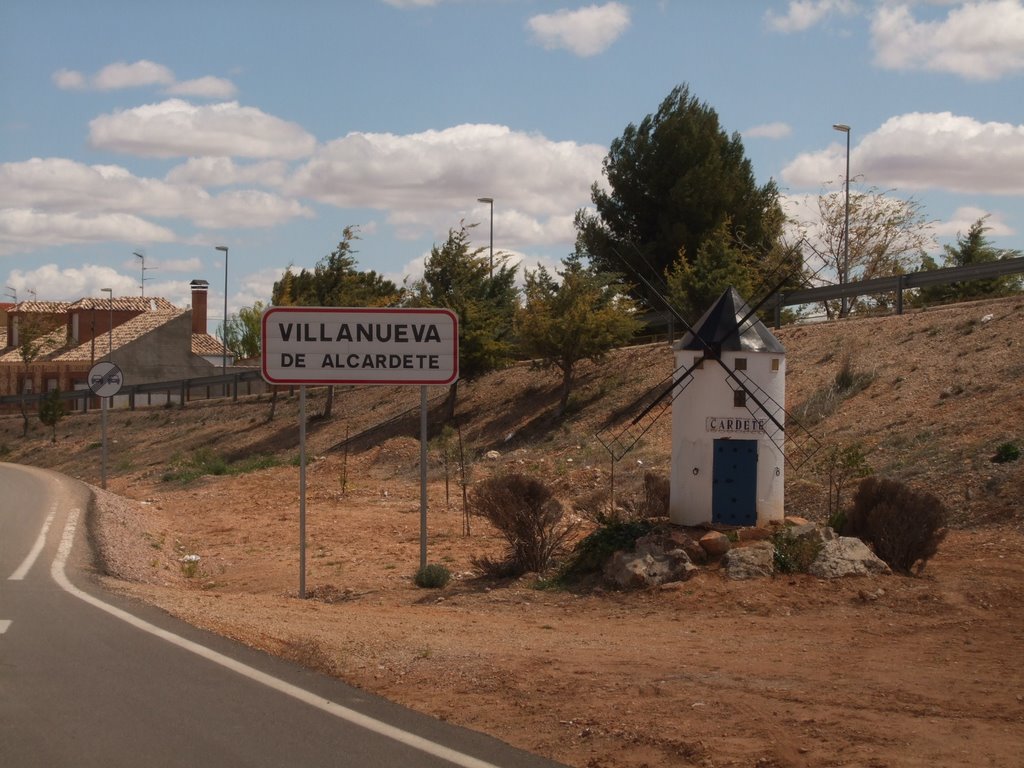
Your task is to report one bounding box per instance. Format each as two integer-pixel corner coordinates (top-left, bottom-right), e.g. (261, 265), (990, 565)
(577, 84), (784, 308)
(518, 255), (640, 417)
(405, 223), (518, 420)
(918, 217), (1022, 304)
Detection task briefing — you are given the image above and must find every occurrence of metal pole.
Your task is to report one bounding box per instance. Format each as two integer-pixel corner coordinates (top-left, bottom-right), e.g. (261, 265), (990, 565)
(419, 385), (428, 571)
(215, 246), (229, 395)
(101, 397), (108, 490)
(299, 384), (307, 599)
(477, 197), (493, 277)
(842, 129), (850, 317)
(833, 124), (851, 318)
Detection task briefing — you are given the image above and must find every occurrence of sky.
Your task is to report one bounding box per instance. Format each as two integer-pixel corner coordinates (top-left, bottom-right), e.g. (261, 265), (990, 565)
(2, 0), (1022, 331)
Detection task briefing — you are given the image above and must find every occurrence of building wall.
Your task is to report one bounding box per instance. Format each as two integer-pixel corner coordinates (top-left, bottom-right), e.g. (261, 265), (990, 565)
(669, 349), (785, 527)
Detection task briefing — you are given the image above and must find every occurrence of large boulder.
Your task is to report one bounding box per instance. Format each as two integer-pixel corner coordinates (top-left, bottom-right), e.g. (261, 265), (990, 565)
(603, 533), (698, 589)
(809, 537), (891, 579)
(699, 531), (731, 557)
(721, 541), (775, 580)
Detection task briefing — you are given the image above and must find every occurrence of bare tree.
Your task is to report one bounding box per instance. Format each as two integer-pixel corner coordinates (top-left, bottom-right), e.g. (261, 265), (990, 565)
(801, 186), (935, 317)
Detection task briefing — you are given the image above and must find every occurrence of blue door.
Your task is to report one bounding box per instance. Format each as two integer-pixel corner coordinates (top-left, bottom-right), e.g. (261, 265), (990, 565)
(712, 439), (758, 526)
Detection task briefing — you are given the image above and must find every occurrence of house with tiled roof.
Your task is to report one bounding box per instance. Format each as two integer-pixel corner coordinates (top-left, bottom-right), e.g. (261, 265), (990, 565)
(0, 280), (235, 408)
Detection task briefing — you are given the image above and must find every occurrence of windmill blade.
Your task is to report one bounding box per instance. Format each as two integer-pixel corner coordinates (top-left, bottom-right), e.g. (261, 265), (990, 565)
(718, 361), (822, 469)
(596, 356), (703, 461)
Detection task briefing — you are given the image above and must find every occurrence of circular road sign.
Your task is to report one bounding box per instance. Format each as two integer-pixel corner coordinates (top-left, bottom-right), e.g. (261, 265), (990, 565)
(88, 362), (124, 398)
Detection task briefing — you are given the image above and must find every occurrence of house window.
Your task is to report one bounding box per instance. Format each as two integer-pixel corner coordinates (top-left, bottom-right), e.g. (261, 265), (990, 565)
(693, 356), (704, 369)
(733, 389), (746, 408)
(734, 358), (747, 371)
(72, 313), (80, 343)
(771, 358), (781, 372)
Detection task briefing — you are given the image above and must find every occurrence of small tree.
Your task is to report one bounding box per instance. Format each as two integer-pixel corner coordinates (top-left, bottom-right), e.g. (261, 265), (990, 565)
(802, 187), (935, 317)
(518, 254), (640, 417)
(817, 441), (872, 530)
(38, 387), (65, 443)
(222, 301), (265, 360)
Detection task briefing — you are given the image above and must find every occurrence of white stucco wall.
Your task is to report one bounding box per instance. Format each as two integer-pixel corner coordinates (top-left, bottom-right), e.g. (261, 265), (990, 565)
(669, 349), (785, 527)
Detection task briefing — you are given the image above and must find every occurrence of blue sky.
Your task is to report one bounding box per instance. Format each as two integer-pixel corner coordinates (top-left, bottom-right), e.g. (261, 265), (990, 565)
(2, 0), (1022, 331)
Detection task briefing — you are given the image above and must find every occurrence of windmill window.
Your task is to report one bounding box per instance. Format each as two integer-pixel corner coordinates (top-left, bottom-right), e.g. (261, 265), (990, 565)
(771, 358), (781, 372)
(734, 358), (747, 371)
(733, 389), (746, 408)
(693, 357), (704, 369)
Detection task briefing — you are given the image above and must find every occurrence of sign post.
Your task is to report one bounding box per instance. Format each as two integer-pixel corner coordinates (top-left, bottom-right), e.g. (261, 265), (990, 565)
(261, 307), (458, 597)
(88, 361), (123, 490)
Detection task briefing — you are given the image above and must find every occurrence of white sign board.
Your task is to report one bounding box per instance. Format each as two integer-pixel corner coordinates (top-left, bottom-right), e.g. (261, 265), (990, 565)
(261, 307), (459, 385)
(88, 361), (124, 397)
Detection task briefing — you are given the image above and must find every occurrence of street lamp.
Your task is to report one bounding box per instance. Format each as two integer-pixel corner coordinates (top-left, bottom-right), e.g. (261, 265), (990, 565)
(477, 197), (494, 276)
(101, 288), (113, 359)
(832, 123), (851, 317)
(215, 246), (229, 379)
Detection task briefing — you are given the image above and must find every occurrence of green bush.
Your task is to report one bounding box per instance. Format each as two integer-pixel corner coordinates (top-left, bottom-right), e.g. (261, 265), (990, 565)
(771, 528), (823, 574)
(562, 518), (655, 578)
(848, 476), (948, 574)
(993, 441), (1020, 464)
(414, 563), (451, 589)
(469, 473), (576, 576)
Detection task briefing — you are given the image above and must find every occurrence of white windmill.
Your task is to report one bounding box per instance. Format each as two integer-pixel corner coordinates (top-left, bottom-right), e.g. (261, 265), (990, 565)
(597, 284), (818, 528)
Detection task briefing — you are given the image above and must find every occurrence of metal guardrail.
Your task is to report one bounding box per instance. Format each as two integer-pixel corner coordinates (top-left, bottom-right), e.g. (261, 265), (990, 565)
(768, 256), (1024, 325)
(0, 369), (269, 411)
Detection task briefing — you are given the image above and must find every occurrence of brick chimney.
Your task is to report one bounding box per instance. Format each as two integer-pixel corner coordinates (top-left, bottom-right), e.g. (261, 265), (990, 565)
(190, 280), (209, 334)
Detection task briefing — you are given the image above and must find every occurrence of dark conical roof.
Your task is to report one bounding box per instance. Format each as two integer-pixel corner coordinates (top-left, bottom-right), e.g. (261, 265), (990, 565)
(674, 287), (785, 354)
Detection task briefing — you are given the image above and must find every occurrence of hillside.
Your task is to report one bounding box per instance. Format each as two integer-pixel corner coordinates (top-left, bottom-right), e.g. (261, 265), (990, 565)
(5, 294), (1022, 527)
(3, 295), (1023, 768)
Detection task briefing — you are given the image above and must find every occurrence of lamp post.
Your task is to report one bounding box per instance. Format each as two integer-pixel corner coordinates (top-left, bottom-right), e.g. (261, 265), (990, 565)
(215, 246), (229, 381)
(100, 287), (112, 490)
(832, 123), (851, 317)
(477, 197), (494, 276)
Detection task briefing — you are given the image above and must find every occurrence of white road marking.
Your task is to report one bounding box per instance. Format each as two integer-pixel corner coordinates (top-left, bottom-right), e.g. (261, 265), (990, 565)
(8, 502), (57, 580)
(0, 620), (11, 634)
(52, 507), (503, 768)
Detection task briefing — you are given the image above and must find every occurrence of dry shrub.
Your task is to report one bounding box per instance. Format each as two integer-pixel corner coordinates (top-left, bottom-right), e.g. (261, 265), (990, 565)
(469, 473), (577, 577)
(847, 476), (948, 574)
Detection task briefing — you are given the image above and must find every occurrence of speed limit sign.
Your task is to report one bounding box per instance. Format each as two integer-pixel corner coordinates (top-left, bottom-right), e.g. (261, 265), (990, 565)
(88, 361), (124, 398)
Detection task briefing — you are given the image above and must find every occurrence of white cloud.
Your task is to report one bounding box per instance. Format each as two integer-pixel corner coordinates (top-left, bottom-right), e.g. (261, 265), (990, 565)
(88, 99), (316, 159)
(744, 121), (793, 139)
(52, 68), (86, 90)
(765, 0), (855, 33)
(0, 209), (176, 256)
(781, 112), (1024, 195)
(934, 206), (1016, 237)
(527, 3), (631, 57)
(165, 157), (288, 187)
(287, 123), (605, 248)
(872, 0), (1024, 80)
(0, 157), (312, 243)
(92, 60), (175, 90)
(52, 59), (238, 98)
(166, 76), (238, 99)
(4, 264), (140, 301)
(142, 256), (203, 274)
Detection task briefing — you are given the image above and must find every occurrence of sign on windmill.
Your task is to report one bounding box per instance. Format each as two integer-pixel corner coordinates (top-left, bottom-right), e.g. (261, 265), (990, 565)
(669, 287), (786, 527)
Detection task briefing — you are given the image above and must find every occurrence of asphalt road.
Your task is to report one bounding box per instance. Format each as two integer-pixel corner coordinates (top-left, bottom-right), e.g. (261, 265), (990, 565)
(0, 463), (566, 768)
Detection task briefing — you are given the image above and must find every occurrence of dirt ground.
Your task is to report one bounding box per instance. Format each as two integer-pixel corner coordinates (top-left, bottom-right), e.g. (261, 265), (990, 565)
(5, 296), (1024, 767)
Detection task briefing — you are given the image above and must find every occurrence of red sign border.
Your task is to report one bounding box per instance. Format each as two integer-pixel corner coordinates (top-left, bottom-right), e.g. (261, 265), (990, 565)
(260, 307), (459, 386)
